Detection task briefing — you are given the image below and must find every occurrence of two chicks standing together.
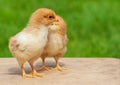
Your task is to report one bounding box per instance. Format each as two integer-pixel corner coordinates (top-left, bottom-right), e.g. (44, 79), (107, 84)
(9, 8), (68, 78)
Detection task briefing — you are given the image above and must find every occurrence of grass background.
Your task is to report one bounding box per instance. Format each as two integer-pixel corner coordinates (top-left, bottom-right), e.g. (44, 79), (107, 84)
(0, 0), (120, 58)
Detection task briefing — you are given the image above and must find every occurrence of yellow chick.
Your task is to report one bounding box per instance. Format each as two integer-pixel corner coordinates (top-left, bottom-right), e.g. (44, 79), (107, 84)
(9, 8), (56, 78)
(39, 15), (68, 71)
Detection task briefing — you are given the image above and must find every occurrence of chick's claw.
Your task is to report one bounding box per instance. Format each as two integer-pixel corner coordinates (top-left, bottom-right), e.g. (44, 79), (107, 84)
(32, 73), (44, 77)
(38, 66), (51, 71)
(54, 65), (67, 71)
(22, 74), (34, 78)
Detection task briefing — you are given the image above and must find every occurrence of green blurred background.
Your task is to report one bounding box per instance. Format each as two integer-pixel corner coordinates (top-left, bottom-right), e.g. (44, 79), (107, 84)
(0, 0), (120, 58)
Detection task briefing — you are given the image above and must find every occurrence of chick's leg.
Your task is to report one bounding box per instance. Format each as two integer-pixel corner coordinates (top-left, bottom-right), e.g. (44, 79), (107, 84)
(54, 57), (67, 71)
(38, 57), (50, 71)
(29, 63), (44, 77)
(21, 65), (33, 78)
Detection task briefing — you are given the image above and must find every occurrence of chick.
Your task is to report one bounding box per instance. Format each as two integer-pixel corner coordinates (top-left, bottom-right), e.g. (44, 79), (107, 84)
(9, 8), (56, 78)
(39, 15), (68, 71)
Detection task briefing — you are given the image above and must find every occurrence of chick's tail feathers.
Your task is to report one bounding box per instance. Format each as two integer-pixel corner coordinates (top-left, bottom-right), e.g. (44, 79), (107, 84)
(9, 37), (19, 51)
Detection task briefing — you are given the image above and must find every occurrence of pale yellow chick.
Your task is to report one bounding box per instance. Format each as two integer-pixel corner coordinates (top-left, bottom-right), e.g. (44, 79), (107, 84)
(9, 8), (56, 78)
(39, 15), (68, 71)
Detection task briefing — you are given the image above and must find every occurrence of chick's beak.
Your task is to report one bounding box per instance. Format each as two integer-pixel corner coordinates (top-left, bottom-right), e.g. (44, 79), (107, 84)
(54, 19), (59, 22)
(50, 22), (54, 25)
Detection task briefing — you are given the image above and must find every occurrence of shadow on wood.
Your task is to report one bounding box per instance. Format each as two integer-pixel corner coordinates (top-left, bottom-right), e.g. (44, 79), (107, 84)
(7, 59), (65, 75)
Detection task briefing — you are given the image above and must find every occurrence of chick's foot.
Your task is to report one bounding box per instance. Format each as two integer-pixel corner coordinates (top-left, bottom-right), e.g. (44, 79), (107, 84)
(54, 65), (67, 71)
(38, 66), (51, 71)
(22, 74), (34, 78)
(32, 72), (44, 77)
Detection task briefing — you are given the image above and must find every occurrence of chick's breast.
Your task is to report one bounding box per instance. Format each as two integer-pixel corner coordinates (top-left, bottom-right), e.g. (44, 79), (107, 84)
(47, 33), (63, 54)
(15, 32), (38, 52)
(10, 27), (48, 61)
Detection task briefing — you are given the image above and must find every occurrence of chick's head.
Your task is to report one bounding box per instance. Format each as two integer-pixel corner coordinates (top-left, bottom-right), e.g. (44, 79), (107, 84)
(28, 8), (56, 26)
(49, 15), (66, 31)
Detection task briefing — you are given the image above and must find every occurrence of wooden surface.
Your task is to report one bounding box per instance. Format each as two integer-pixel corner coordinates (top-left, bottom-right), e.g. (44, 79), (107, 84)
(0, 58), (120, 85)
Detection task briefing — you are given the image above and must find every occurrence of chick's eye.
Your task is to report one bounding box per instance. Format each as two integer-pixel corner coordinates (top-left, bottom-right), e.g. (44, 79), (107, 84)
(48, 16), (53, 19)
